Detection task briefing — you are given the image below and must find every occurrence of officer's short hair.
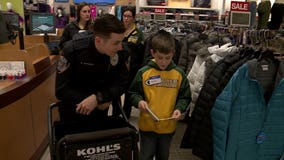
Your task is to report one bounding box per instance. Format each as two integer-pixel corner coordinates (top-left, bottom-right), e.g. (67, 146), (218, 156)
(93, 14), (125, 39)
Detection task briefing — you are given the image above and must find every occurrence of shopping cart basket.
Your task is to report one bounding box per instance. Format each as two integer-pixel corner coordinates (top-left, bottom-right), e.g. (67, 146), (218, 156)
(48, 102), (139, 160)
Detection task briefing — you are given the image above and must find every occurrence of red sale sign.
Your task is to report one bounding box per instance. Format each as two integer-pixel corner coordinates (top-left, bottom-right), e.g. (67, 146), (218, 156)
(231, 1), (250, 12)
(154, 8), (165, 13)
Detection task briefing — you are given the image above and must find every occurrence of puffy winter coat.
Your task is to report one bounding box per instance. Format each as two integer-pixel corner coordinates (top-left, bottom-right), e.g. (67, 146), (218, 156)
(212, 58), (284, 160)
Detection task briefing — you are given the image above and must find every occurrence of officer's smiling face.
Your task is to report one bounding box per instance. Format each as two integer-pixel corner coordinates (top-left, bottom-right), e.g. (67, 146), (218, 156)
(95, 33), (124, 57)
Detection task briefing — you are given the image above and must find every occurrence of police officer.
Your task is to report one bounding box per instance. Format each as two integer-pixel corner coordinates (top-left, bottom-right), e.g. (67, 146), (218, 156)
(55, 14), (129, 124)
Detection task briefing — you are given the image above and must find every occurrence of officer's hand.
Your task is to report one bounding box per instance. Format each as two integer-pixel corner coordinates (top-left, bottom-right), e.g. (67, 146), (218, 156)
(76, 94), (98, 115)
(97, 102), (111, 111)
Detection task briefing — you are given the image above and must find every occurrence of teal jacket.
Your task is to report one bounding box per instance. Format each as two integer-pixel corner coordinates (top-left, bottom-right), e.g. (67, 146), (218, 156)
(212, 59), (284, 160)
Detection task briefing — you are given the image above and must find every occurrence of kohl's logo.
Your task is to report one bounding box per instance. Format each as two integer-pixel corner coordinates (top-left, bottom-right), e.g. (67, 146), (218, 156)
(77, 143), (121, 156)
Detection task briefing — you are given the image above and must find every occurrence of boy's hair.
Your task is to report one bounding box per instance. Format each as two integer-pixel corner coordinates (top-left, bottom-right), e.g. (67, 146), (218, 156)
(151, 30), (175, 54)
(93, 14), (126, 39)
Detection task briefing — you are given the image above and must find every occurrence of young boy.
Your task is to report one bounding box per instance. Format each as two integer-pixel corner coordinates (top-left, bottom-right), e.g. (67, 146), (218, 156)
(128, 30), (191, 160)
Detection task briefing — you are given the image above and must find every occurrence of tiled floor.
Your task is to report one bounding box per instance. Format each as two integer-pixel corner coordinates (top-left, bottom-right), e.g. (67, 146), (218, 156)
(41, 106), (201, 160)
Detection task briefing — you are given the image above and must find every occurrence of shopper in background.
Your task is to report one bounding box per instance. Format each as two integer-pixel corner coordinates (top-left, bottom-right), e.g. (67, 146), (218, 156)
(246, 0), (257, 29)
(112, 6), (144, 118)
(257, 0), (271, 30)
(55, 14), (129, 124)
(268, 0), (284, 30)
(59, 2), (92, 49)
(122, 7), (144, 46)
(129, 30), (191, 160)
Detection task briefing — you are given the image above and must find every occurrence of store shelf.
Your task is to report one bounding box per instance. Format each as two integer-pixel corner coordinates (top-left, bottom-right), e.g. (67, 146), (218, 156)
(136, 0), (218, 22)
(139, 5), (215, 11)
(147, 12), (214, 17)
(137, 8), (218, 21)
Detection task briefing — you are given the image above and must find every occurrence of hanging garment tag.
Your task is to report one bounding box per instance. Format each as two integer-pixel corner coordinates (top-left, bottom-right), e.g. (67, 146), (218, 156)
(261, 64), (269, 71)
(256, 131), (265, 144)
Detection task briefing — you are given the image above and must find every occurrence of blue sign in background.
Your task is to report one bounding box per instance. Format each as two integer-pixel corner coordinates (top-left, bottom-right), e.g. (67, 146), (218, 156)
(73, 0), (115, 4)
(55, 0), (69, 2)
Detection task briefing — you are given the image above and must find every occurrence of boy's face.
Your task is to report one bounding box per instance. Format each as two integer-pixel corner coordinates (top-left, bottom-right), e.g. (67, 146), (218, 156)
(151, 49), (174, 70)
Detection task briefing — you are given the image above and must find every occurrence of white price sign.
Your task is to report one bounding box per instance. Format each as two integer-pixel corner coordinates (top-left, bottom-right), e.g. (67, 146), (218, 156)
(154, 13), (166, 21)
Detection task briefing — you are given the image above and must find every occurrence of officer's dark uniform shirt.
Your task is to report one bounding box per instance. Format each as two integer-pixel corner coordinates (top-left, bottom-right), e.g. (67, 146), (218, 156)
(55, 31), (129, 119)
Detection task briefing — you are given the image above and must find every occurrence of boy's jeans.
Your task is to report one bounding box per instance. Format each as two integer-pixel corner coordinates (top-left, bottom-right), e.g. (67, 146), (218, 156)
(139, 131), (174, 160)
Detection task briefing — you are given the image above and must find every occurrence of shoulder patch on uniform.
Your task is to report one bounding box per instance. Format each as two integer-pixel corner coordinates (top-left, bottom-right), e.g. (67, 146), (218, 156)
(57, 56), (70, 74)
(128, 36), (138, 44)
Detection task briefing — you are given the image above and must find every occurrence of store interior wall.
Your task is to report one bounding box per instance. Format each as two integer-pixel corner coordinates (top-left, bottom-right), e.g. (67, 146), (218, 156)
(137, 0), (276, 16)
(0, 0), (278, 34)
(0, 0), (278, 21)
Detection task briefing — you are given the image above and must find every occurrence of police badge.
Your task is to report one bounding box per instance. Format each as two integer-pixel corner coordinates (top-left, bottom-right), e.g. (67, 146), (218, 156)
(110, 54), (118, 66)
(57, 56), (70, 73)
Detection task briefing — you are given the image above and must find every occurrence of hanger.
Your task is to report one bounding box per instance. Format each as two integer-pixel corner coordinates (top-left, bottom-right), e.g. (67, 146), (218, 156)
(257, 47), (274, 61)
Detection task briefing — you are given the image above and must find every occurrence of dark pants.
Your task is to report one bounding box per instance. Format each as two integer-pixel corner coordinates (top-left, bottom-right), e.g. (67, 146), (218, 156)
(113, 95), (132, 119)
(249, 1), (257, 29)
(122, 69), (139, 119)
(139, 131), (174, 160)
(268, 3), (284, 30)
(123, 91), (132, 119)
(112, 97), (122, 117)
(257, 1), (271, 30)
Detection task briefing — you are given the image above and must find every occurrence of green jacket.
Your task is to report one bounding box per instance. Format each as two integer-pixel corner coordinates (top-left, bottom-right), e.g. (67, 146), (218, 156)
(123, 25), (144, 45)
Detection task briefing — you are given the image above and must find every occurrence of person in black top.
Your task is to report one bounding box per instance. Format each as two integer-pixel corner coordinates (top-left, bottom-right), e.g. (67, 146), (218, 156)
(55, 14), (129, 123)
(59, 2), (92, 49)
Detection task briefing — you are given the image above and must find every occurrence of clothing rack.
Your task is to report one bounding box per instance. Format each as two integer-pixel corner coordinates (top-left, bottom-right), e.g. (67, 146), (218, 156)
(139, 20), (211, 35)
(211, 26), (284, 50)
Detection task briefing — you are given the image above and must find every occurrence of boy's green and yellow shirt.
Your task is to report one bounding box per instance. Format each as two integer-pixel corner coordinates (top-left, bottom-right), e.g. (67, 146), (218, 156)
(129, 60), (191, 134)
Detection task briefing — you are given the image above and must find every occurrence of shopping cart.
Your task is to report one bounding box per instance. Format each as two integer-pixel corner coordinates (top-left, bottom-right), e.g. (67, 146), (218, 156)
(48, 102), (139, 160)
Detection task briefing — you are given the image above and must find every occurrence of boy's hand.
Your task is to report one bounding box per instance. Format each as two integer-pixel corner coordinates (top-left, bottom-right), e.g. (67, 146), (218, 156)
(172, 109), (181, 120)
(138, 100), (148, 112)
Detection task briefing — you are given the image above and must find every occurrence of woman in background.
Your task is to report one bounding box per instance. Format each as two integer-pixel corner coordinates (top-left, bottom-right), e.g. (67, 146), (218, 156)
(112, 6), (144, 118)
(257, 0), (271, 29)
(59, 2), (91, 49)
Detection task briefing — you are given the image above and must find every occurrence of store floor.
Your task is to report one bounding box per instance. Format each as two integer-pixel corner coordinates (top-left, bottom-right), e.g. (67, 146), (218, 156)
(41, 106), (201, 160)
